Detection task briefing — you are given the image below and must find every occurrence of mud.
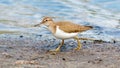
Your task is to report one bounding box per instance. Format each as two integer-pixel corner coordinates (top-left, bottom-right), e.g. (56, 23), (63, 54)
(0, 34), (120, 68)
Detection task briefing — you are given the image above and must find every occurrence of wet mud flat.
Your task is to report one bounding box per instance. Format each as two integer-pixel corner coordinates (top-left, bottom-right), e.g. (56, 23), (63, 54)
(0, 34), (120, 68)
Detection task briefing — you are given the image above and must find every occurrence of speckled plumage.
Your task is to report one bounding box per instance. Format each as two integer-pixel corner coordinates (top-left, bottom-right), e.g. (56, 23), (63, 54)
(40, 17), (93, 34)
(56, 21), (92, 33)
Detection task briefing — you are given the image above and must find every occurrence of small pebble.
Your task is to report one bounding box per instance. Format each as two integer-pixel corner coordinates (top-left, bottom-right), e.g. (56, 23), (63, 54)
(38, 35), (42, 37)
(20, 35), (23, 38)
(62, 58), (66, 61)
(113, 40), (116, 43)
(83, 41), (86, 44)
(36, 35), (42, 37)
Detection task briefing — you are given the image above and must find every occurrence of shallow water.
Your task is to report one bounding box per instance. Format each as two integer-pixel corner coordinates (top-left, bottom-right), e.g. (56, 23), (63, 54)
(0, 0), (120, 42)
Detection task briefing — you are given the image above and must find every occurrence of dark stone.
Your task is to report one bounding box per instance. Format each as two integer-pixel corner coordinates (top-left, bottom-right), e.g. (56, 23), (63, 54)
(36, 35), (42, 37)
(83, 41), (86, 44)
(113, 40), (116, 43)
(19, 35), (23, 38)
(62, 58), (66, 61)
(38, 35), (42, 37)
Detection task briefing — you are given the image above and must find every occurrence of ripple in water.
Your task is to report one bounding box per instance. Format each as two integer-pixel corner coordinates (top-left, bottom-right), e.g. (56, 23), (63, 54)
(0, 0), (120, 42)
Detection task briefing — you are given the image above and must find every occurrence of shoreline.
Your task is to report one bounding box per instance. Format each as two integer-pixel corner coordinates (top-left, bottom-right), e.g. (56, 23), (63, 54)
(0, 34), (120, 68)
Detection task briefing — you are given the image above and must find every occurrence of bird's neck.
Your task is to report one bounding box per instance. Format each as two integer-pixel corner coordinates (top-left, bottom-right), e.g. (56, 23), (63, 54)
(48, 22), (56, 34)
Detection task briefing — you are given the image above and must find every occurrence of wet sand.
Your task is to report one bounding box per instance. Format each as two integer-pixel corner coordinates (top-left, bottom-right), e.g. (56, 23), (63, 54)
(0, 34), (120, 68)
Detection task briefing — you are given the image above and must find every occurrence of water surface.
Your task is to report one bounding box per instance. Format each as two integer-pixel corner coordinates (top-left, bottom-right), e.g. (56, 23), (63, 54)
(0, 0), (120, 41)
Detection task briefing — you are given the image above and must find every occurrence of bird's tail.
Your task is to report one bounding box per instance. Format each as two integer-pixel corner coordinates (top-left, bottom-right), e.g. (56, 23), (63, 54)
(85, 26), (93, 30)
(78, 26), (93, 32)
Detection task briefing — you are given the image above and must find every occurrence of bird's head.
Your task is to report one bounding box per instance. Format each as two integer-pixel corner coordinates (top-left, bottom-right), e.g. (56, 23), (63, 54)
(34, 17), (53, 27)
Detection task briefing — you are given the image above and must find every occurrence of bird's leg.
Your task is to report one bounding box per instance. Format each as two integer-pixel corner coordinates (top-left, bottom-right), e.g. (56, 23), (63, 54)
(55, 39), (64, 52)
(49, 39), (64, 52)
(74, 36), (82, 50)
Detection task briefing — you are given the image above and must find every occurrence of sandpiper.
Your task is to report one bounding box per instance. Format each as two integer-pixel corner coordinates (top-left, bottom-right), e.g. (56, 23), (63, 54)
(34, 17), (93, 52)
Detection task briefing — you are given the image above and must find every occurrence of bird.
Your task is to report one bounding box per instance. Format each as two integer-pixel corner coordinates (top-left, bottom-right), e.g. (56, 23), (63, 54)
(34, 17), (93, 52)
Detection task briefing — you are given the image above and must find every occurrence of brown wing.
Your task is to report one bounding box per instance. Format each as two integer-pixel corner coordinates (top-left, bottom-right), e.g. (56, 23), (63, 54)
(56, 21), (93, 33)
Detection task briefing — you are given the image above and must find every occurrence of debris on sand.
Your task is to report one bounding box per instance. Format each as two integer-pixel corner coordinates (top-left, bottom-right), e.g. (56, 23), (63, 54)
(15, 60), (38, 65)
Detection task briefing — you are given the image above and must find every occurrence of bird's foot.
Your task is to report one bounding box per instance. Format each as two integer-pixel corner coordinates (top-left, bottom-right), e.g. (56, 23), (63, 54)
(47, 48), (60, 55)
(49, 48), (60, 52)
(74, 47), (81, 51)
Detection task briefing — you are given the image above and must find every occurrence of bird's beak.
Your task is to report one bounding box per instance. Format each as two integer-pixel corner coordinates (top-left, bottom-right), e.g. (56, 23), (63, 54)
(34, 22), (42, 27)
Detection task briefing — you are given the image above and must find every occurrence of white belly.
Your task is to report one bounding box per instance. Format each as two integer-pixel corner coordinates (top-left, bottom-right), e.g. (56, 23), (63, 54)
(54, 26), (78, 39)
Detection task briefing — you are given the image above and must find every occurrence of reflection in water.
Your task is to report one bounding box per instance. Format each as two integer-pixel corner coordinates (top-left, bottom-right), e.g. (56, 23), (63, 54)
(0, 0), (120, 41)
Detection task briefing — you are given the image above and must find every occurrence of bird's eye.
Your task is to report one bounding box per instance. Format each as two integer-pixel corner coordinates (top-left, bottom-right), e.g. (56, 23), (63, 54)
(45, 20), (48, 21)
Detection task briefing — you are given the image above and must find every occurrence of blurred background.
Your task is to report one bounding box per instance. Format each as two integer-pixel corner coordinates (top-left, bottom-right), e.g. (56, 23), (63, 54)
(0, 0), (120, 42)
